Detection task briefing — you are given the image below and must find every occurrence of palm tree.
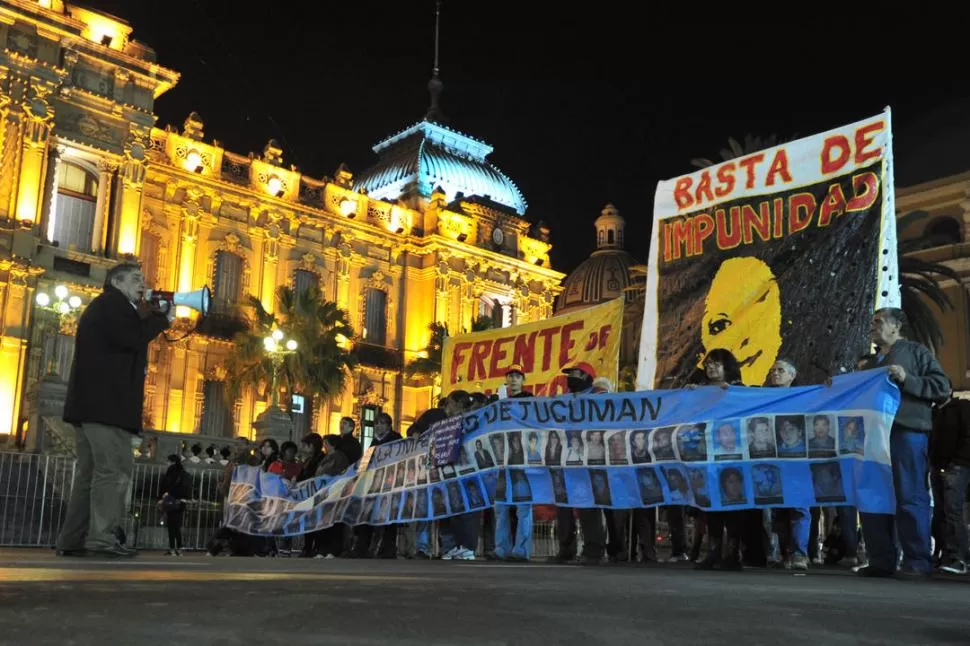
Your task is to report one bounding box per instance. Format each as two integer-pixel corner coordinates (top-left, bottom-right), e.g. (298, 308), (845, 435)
(690, 134), (793, 169)
(406, 322), (448, 379)
(225, 285), (357, 413)
(898, 210), (961, 352)
(692, 137), (959, 352)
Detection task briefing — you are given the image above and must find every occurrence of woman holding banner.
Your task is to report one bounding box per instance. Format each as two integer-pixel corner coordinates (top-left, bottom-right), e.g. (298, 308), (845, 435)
(692, 349), (746, 571)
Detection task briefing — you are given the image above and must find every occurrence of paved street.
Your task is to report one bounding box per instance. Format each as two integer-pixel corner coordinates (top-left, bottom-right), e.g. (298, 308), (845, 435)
(0, 549), (966, 646)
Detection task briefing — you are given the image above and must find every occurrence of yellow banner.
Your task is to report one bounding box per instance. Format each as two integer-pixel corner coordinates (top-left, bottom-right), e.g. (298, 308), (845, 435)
(441, 298), (623, 397)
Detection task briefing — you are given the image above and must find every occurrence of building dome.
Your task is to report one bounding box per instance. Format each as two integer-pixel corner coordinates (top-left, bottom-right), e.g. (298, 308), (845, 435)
(355, 120), (527, 215)
(556, 204), (637, 313)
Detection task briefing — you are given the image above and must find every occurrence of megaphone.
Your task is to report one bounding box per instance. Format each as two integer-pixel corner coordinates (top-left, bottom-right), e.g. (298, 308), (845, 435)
(146, 286), (211, 315)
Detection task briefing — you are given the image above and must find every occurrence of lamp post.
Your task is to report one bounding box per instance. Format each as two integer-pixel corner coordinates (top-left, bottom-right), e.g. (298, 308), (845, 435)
(262, 328), (297, 409)
(34, 284), (84, 378)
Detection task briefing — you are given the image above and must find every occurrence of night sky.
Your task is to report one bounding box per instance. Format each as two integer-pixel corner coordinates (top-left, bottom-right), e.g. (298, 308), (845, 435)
(83, 1), (970, 273)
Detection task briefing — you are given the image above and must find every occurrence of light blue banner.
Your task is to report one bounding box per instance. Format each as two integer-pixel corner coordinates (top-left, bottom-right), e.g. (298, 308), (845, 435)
(225, 369), (899, 537)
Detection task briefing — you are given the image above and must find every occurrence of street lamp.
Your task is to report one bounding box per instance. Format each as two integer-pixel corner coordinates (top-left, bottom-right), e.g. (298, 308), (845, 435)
(263, 327), (298, 408)
(34, 283), (84, 377)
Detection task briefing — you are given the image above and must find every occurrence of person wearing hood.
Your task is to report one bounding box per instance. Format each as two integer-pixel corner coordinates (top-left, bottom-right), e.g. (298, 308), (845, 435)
(548, 365), (607, 565)
(158, 454), (192, 556)
(56, 262), (172, 559)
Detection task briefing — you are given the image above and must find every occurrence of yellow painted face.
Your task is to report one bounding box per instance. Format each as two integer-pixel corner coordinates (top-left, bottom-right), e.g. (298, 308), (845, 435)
(701, 257), (782, 385)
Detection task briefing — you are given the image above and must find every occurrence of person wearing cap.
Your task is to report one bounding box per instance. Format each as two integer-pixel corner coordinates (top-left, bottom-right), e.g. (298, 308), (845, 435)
(548, 365), (607, 565)
(495, 365), (534, 561)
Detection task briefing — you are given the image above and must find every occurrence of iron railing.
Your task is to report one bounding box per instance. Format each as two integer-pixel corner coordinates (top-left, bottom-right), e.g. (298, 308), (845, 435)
(0, 451), (674, 555)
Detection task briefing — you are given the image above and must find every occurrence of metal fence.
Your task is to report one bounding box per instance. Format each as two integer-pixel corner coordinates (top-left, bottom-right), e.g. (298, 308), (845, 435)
(0, 451), (669, 556)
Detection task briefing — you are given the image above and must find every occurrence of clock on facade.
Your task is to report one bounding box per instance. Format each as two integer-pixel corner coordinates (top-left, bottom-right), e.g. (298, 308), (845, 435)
(491, 227), (505, 247)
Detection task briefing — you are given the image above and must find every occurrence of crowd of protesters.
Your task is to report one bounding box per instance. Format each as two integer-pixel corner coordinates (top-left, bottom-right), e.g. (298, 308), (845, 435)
(158, 308), (968, 579)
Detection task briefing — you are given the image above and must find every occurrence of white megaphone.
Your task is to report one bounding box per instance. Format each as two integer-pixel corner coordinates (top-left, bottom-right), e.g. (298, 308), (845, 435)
(146, 286), (211, 315)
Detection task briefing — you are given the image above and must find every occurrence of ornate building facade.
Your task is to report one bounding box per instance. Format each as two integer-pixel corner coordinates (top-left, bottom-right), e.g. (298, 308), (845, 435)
(0, 1), (564, 446)
(896, 172), (970, 391)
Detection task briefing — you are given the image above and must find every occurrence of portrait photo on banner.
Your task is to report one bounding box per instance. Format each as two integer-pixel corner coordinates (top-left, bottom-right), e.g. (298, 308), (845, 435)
(644, 113), (892, 391)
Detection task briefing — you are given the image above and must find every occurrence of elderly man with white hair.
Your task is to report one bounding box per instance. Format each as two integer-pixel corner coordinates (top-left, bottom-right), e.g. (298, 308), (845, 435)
(766, 359), (812, 571)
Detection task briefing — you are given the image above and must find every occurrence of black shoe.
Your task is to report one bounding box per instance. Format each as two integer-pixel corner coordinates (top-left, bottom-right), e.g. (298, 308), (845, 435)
(378, 553), (397, 560)
(939, 560), (968, 575)
(894, 567), (933, 581)
(546, 554), (573, 565)
(413, 551), (431, 560)
(88, 544), (136, 559)
(856, 565), (894, 578)
(695, 552), (720, 570)
(579, 555), (604, 566)
(55, 548), (87, 557)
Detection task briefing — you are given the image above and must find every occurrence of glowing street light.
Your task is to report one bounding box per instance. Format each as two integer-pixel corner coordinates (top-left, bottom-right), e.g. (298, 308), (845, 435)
(34, 283), (84, 378)
(263, 328), (297, 408)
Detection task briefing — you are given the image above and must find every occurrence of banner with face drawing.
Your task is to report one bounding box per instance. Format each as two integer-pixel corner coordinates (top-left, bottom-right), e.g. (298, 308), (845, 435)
(637, 110), (897, 390)
(224, 369), (899, 537)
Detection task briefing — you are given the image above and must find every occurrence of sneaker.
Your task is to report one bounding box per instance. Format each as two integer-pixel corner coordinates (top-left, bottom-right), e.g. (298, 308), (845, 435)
(939, 560), (967, 575)
(811, 556), (824, 566)
(441, 546), (463, 561)
(324, 554), (336, 560)
(88, 544), (136, 559)
(174, 549), (183, 557)
(164, 550), (176, 556)
(546, 553), (573, 565)
(313, 554), (326, 559)
(838, 556), (859, 568)
(790, 554), (809, 572)
(665, 553), (691, 564)
(55, 548), (87, 558)
(454, 548), (476, 561)
(413, 551), (431, 560)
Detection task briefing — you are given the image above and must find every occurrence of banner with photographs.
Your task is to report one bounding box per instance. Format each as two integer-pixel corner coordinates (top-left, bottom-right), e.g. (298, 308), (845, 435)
(441, 297), (623, 397)
(637, 110), (897, 390)
(224, 369), (899, 537)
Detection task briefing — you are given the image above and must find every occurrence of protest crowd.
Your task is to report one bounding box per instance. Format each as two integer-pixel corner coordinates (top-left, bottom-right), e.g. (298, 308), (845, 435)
(195, 310), (969, 581)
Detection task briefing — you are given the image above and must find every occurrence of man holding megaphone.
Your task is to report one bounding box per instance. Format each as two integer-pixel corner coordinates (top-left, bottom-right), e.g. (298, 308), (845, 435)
(57, 262), (181, 559)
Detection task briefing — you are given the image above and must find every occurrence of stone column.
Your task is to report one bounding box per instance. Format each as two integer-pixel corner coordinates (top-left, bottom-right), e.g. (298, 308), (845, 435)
(114, 125), (149, 256)
(260, 227), (280, 313)
(14, 80), (55, 226)
(91, 158), (117, 253)
(336, 244), (352, 311)
(435, 261), (450, 327)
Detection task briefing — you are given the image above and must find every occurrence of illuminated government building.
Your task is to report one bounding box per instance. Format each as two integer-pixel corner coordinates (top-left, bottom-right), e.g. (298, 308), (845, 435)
(0, 0), (566, 449)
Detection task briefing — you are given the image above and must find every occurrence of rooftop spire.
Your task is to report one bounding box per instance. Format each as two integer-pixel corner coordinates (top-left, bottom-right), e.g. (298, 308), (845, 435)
(425, 0), (445, 123)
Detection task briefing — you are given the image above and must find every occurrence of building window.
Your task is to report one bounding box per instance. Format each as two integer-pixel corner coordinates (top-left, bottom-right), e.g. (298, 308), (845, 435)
(607, 229), (615, 245)
(50, 161), (98, 252)
(294, 269), (319, 299)
(140, 231), (161, 287)
(199, 380), (232, 437)
(363, 288), (387, 346)
(361, 404), (380, 449)
(212, 251), (243, 313)
(479, 296), (506, 329)
(291, 392), (312, 438)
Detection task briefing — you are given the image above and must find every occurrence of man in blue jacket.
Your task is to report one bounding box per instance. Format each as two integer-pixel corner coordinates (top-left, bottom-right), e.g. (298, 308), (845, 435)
(858, 308), (950, 580)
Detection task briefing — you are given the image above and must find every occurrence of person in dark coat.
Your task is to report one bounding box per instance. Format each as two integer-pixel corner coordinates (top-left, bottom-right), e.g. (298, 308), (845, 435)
(56, 262), (172, 558)
(930, 382), (970, 575)
(858, 308), (950, 579)
(339, 417), (363, 465)
(159, 454), (193, 555)
(353, 413), (402, 558)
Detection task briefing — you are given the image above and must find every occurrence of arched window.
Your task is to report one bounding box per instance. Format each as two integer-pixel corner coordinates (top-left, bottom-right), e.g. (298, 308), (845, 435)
(293, 269), (319, 299)
(363, 288), (387, 346)
(925, 217), (962, 247)
(479, 296), (506, 329)
(140, 231), (161, 287)
(51, 160), (98, 252)
(607, 229), (615, 245)
(212, 251), (243, 313)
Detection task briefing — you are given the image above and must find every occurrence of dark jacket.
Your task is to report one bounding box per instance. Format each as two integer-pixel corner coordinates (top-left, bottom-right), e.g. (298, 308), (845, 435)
(371, 431), (402, 447)
(861, 340), (950, 433)
(298, 452), (326, 482)
(509, 390), (532, 399)
(317, 448), (351, 477)
(160, 464), (192, 500)
(931, 397), (970, 468)
(407, 407), (447, 437)
(340, 434), (363, 465)
(63, 286), (169, 433)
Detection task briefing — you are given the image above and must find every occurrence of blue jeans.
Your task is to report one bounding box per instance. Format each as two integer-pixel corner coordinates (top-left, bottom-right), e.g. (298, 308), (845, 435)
(789, 508), (811, 556)
(495, 504), (532, 559)
(415, 522), (431, 555)
(860, 430), (932, 572)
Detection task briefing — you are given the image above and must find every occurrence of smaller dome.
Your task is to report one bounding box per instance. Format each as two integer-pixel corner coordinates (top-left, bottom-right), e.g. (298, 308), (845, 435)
(557, 205), (635, 313)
